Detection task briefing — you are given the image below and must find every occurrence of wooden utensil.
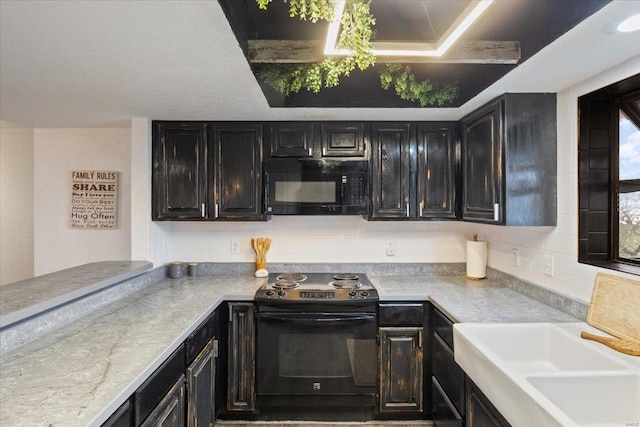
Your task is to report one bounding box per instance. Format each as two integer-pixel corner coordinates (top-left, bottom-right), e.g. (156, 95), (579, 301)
(580, 331), (640, 356)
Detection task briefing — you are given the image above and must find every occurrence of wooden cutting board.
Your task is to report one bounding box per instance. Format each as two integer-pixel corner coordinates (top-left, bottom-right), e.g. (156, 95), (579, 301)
(587, 272), (640, 343)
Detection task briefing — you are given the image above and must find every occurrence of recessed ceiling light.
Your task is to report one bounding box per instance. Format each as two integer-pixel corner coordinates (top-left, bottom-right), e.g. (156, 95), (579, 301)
(324, 0), (494, 57)
(617, 13), (640, 32)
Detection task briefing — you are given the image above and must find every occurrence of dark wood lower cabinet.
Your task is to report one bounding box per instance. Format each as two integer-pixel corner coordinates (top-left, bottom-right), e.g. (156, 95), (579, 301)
(140, 375), (186, 427)
(187, 338), (217, 427)
(379, 326), (424, 413)
(226, 302), (256, 412)
(432, 377), (463, 427)
(466, 378), (511, 427)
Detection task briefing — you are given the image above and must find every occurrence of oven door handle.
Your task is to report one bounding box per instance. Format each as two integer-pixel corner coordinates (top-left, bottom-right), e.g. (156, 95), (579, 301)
(258, 312), (375, 324)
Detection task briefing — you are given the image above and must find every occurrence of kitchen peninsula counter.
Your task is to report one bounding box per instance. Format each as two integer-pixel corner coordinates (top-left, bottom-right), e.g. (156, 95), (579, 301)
(0, 270), (581, 426)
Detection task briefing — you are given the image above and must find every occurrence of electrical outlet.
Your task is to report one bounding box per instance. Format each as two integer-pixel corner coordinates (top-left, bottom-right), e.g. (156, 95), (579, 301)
(386, 241), (396, 256)
(231, 240), (239, 254)
(544, 255), (555, 276)
(512, 248), (520, 267)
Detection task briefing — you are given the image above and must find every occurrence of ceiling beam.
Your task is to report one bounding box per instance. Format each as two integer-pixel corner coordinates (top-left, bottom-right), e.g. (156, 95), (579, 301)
(248, 40), (521, 64)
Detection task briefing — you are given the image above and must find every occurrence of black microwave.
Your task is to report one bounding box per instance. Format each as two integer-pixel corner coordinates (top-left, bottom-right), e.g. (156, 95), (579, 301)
(265, 158), (368, 215)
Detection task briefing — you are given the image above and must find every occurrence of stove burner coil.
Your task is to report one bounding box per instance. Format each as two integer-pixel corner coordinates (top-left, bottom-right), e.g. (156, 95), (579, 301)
(272, 280), (300, 290)
(276, 273), (307, 282)
(329, 280), (362, 289)
(333, 273), (359, 281)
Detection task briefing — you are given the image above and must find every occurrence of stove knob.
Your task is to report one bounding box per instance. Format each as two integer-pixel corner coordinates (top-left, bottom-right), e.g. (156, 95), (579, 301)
(277, 290), (286, 297)
(265, 290), (275, 297)
(360, 291), (369, 298)
(348, 291), (357, 297)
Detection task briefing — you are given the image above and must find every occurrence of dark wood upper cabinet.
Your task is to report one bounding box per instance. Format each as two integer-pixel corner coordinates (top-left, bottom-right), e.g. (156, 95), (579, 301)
(462, 93), (557, 225)
(152, 122), (209, 220)
(268, 122), (313, 157)
(214, 123), (265, 220)
(369, 122), (412, 219)
(369, 122), (458, 220)
(320, 122), (366, 157)
(416, 123), (457, 219)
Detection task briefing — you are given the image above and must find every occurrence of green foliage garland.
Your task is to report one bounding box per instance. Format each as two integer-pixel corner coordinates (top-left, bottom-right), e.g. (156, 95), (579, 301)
(254, 0), (459, 107)
(379, 64), (459, 107)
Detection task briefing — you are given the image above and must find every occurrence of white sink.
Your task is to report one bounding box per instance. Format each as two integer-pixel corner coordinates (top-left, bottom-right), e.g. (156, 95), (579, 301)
(454, 323), (640, 427)
(528, 373), (640, 426)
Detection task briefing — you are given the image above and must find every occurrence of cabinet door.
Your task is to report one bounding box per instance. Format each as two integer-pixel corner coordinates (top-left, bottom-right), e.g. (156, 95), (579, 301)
(379, 327), (424, 413)
(466, 379), (511, 427)
(320, 122), (366, 157)
(140, 375), (186, 427)
(187, 339), (217, 427)
(370, 123), (412, 219)
(152, 122), (209, 220)
(227, 303), (256, 412)
(214, 124), (264, 220)
(269, 122), (314, 157)
(416, 123), (457, 219)
(462, 101), (503, 223)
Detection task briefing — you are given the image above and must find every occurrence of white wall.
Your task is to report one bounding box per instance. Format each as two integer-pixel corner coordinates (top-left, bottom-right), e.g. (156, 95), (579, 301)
(0, 121), (34, 285)
(135, 58), (640, 304)
(33, 128), (131, 275)
(461, 56), (640, 302)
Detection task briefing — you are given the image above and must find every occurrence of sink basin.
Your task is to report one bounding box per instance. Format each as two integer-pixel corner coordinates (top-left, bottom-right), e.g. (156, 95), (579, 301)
(454, 323), (639, 427)
(456, 323), (628, 373)
(528, 373), (640, 426)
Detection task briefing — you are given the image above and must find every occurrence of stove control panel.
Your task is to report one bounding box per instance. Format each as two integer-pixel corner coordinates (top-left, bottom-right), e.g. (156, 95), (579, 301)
(300, 291), (335, 299)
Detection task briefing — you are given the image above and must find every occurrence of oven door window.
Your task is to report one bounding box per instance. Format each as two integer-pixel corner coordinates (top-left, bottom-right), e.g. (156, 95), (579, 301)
(274, 180), (337, 204)
(257, 312), (376, 395)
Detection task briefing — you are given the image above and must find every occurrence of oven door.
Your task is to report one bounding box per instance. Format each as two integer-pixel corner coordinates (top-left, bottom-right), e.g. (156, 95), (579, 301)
(257, 311), (377, 399)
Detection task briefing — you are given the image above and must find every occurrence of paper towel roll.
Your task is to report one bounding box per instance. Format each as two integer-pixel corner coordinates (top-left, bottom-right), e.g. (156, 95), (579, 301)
(466, 240), (487, 279)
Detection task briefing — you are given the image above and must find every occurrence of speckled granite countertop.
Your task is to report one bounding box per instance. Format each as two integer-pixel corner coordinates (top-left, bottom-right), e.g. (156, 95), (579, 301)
(0, 261), (152, 328)
(0, 271), (579, 427)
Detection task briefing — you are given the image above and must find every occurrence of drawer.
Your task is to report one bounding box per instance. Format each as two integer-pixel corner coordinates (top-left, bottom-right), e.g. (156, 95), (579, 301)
(379, 303), (424, 325)
(432, 377), (463, 427)
(101, 399), (131, 427)
(433, 307), (455, 349)
(432, 332), (465, 415)
(186, 310), (216, 364)
(134, 344), (186, 425)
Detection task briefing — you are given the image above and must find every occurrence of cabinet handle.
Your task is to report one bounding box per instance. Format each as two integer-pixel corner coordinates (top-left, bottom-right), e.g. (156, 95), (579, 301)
(213, 339), (219, 358)
(406, 203), (410, 218)
(418, 329), (423, 348)
(494, 203), (499, 221)
(419, 201), (424, 217)
(308, 148), (313, 157)
(215, 203), (219, 219)
(201, 203), (205, 218)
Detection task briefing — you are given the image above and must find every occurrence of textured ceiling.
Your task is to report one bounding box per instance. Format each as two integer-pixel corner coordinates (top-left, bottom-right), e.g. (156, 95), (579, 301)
(1, 0), (640, 127)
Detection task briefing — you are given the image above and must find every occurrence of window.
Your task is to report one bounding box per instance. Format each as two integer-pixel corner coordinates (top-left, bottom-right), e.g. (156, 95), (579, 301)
(617, 101), (640, 263)
(578, 74), (640, 275)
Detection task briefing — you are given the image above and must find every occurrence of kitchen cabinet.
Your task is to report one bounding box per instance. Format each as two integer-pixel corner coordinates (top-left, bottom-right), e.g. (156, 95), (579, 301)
(369, 123), (458, 220)
(214, 123), (265, 220)
(226, 302), (256, 412)
(268, 122), (314, 157)
(378, 303), (425, 414)
(152, 121), (266, 221)
(416, 123), (458, 219)
(466, 378), (511, 427)
(430, 304), (464, 427)
(101, 400), (132, 427)
(268, 122), (365, 158)
(140, 375), (186, 427)
(319, 122), (366, 157)
(152, 122), (210, 220)
(186, 310), (218, 426)
(461, 93), (557, 225)
(369, 123), (412, 219)
(187, 339), (217, 427)
(134, 345), (186, 425)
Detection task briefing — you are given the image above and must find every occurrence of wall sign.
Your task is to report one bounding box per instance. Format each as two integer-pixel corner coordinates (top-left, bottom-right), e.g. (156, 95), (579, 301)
(70, 170), (118, 229)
